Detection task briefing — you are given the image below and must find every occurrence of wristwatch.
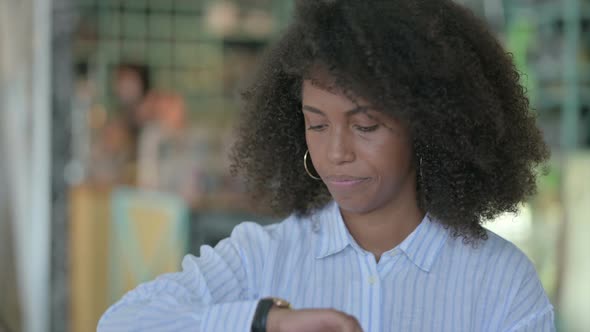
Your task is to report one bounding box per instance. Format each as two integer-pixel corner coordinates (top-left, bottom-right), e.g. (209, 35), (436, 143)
(251, 297), (291, 332)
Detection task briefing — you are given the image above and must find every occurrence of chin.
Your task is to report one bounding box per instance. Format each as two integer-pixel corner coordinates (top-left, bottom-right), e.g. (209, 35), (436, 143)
(332, 195), (377, 216)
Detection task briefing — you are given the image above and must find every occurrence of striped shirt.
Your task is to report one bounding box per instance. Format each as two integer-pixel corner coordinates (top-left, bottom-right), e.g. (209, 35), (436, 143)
(98, 201), (555, 332)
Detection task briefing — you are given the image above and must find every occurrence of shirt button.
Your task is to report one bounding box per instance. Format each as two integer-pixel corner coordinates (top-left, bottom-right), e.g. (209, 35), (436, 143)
(368, 276), (377, 285)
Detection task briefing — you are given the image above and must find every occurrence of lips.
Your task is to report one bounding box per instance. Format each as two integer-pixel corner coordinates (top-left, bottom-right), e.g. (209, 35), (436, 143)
(325, 175), (370, 186)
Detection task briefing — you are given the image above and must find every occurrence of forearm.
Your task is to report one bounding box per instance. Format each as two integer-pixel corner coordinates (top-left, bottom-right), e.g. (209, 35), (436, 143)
(98, 222), (272, 331)
(98, 296), (260, 332)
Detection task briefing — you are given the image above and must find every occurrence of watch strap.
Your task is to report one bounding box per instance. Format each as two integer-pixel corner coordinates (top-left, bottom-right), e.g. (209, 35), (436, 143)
(251, 298), (275, 332)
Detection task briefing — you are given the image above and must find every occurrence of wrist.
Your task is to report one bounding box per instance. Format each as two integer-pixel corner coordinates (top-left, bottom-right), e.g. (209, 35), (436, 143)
(251, 298), (291, 332)
(266, 306), (291, 332)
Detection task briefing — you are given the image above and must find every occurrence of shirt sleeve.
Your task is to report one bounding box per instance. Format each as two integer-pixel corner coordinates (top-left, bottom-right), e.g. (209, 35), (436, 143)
(506, 306), (555, 332)
(97, 221), (271, 332)
(501, 259), (556, 332)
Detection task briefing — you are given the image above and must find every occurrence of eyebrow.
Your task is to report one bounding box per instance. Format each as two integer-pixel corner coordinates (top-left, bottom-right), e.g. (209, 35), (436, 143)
(302, 105), (372, 116)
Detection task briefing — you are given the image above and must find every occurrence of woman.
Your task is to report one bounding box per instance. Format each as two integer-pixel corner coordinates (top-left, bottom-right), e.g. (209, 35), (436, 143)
(98, 0), (554, 331)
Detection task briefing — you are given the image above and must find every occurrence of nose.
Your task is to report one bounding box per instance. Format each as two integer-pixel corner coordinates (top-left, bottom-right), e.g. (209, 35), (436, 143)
(326, 127), (355, 165)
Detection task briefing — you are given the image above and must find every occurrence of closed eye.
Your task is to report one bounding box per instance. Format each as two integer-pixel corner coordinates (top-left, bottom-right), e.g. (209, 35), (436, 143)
(354, 124), (379, 132)
(307, 124), (328, 131)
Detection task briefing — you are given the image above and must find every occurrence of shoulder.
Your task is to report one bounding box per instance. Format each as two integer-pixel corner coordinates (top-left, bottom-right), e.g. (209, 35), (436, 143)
(439, 227), (554, 329)
(442, 228), (553, 328)
(480, 229), (551, 297)
(478, 231), (554, 330)
(440, 227), (549, 306)
(479, 229), (538, 278)
(443, 227), (536, 275)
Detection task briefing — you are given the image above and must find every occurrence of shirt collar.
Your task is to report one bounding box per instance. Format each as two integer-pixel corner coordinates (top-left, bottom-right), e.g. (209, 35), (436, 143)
(313, 201), (449, 273)
(313, 201), (351, 259)
(397, 214), (449, 272)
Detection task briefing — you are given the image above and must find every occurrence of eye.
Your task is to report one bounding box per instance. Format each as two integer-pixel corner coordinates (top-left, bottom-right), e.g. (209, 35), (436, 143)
(307, 124), (328, 132)
(354, 124), (379, 132)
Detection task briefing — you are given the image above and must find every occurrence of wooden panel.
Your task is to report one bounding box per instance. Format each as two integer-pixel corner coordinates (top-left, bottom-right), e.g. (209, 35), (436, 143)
(69, 185), (111, 332)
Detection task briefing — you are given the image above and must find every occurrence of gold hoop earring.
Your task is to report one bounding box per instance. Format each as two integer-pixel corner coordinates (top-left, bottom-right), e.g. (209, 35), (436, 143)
(304, 150), (321, 180)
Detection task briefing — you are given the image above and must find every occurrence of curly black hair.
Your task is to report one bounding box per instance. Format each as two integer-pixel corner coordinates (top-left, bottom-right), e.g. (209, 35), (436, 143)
(230, 0), (549, 242)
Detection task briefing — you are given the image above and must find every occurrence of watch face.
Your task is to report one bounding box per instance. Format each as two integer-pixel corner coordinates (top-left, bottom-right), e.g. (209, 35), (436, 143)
(270, 297), (291, 309)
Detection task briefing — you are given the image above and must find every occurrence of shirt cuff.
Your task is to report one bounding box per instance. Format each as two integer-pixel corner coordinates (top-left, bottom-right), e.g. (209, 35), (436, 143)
(201, 300), (260, 332)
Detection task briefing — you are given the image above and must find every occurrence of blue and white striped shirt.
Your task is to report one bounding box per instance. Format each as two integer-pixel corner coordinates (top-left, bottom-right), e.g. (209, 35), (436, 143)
(98, 201), (555, 332)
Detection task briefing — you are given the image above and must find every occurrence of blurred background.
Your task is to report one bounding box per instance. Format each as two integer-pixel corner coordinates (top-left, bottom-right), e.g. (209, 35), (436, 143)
(0, 0), (588, 331)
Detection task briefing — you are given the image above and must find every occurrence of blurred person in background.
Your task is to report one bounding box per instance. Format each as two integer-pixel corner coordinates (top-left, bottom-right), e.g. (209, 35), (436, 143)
(112, 63), (153, 136)
(88, 63), (152, 187)
(136, 91), (206, 204)
(98, 0), (554, 331)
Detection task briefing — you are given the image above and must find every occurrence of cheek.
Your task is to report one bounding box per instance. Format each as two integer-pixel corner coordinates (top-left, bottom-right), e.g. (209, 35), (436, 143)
(305, 133), (316, 154)
(305, 134), (324, 166)
(361, 134), (413, 175)
(305, 128), (331, 149)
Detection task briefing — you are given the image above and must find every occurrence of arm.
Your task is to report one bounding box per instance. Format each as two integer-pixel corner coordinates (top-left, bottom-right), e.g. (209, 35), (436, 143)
(97, 222), (269, 332)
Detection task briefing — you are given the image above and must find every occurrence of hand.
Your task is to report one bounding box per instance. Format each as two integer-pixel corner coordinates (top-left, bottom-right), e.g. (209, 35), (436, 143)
(266, 307), (364, 332)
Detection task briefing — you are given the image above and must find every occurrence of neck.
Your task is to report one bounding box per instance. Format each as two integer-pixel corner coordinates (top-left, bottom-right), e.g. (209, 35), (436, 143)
(340, 178), (424, 262)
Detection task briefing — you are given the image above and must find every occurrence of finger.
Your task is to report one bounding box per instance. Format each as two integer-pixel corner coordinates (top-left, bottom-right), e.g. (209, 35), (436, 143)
(342, 315), (362, 332)
(347, 314), (361, 326)
(351, 317), (363, 332)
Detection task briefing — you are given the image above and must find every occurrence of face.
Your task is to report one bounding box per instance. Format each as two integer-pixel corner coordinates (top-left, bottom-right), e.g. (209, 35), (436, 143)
(302, 79), (416, 215)
(114, 69), (144, 106)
